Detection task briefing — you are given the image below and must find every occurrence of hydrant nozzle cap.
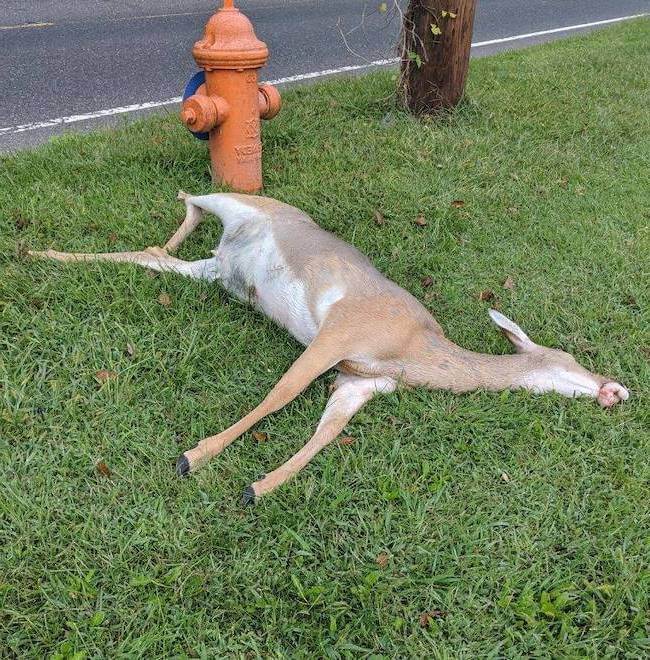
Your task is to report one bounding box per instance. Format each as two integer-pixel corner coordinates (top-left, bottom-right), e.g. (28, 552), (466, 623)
(193, 5), (268, 70)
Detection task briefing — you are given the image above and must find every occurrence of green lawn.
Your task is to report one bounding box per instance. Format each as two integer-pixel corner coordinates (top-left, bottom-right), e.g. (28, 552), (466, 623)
(1, 20), (649, 658)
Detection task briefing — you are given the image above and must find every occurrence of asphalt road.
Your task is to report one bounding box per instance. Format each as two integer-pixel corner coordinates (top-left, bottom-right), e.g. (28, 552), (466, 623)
(1, 0), (648, 151)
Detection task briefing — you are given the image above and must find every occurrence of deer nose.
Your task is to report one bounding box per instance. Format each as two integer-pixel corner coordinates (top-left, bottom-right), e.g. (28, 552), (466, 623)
(597, 382), (629, 408)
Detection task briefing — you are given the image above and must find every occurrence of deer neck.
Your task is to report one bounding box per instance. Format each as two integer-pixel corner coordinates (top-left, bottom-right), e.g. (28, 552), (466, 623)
(411, 336), (536, 393)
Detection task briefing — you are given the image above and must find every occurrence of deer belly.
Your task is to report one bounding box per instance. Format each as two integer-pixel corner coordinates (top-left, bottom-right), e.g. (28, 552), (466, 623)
(217, 232), (318, 346)
(254, 274), (318, 346)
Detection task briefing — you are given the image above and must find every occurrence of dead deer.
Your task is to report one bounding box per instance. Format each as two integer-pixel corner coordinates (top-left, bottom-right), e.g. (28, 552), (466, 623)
(29, 192), (629, 502)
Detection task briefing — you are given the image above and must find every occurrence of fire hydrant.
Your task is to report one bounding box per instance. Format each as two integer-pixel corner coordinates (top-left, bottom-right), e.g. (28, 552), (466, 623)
(180, 0), (281, 193)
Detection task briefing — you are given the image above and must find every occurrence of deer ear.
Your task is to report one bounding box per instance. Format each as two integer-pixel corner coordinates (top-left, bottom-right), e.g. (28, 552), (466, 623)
(488, 309), (537, 353)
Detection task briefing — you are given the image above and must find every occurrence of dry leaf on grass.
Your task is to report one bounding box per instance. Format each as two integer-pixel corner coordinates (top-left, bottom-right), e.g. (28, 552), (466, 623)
(451, 200), (465, 208)
(421, 276), (434, 288)
(413, 214), (427, 227)
(96, 461), (112, 478)
(373, 210), (386, 226)
(125, 343), (135, 358)
(376, 552), (389, 569)
(95, 370), (117, 383)
(158, 292), (171, 307)
(419, 610), (447, 627)
(478, 289), (496, 302)
(15, 215), (31, 230)
(107, 232), (118, 245)
(339, 436), (355, 445)
(500, 471), (510, 483)
(502, 276), (515, 290)
(252, 431), (268, 442)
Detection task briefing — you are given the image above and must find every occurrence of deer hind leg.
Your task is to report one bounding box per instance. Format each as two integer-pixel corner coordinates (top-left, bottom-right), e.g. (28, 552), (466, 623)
(163, 191), (205, 253)
(242, 374), (396, 504)
(176, 332), (350, 476)
(28, 245), (219, 281)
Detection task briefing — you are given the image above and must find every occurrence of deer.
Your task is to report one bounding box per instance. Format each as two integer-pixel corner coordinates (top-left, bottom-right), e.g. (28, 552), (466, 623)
(29, 192), (630, 503)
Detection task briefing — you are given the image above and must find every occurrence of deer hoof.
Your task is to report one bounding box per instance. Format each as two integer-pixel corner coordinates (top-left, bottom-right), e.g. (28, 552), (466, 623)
(175, 454), (190, 477)
(597, 382), (629, 408)
(241, 485), (256, 506)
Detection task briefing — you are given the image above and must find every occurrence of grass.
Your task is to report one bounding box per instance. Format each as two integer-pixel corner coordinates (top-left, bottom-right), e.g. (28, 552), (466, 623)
(1, 19), (649, 658)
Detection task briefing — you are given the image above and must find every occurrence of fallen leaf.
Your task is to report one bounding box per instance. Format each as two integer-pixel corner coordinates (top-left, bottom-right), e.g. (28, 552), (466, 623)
(95, 369), (117, 383)
(107, 232), (118, 245)
(378, 2), (387, 13)
(96, 461), (112, 477)
(502, 276), (515, 290)
(339, 436), (355, 445)
(252, 431), (268, 442)
(419, 610), (447, 627)
(158, 292), (171, 307)
(430, 23), (442, 35)
(15, 241), (28, 258)
(373, 210), (386, 226)
(500, 471), (510, 483)
(414, 214), (427, 227)
(421, 275), (434, 288)
(507, 206), (519, 215)
(451, 200), (465, 208)
(478, 289), (495, 302)
(376, 552), (389, 569)
(125, 343), (135, 358)
(15, 215), (31, 230)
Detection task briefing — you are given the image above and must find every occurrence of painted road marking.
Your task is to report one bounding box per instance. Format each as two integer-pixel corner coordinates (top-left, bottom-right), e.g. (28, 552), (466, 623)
(0, 22), (54, 30)
(0, 13), (646, 136)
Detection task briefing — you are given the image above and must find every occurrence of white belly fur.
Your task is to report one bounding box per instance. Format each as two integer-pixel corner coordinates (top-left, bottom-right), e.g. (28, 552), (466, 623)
(216, 224), (318, 346)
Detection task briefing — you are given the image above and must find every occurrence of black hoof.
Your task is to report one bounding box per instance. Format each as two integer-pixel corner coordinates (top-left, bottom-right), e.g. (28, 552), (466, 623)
(175, 454), (190, 477)
(241, 485), (256, 506)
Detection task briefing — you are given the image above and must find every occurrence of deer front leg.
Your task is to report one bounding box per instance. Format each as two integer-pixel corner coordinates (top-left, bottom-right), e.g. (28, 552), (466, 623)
(242, 374), (396, 504)
(163, 191), (204, 253)
(177, 333), (350, 476)
(28, 246), (218, 281)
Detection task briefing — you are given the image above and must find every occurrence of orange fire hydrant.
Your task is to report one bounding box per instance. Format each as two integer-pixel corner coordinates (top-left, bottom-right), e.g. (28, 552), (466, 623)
(180, 0), (281, 193)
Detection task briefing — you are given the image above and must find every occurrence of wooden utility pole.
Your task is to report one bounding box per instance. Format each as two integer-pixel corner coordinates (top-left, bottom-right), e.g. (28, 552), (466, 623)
(399, 0), (477, 115)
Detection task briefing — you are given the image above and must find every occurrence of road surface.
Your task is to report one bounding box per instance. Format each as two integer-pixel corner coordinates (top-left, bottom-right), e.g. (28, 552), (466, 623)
(1, 0), (647, 151)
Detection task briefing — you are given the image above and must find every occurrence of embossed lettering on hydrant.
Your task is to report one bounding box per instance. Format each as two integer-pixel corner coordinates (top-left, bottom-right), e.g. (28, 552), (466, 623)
(244, 117), (260, 139)
(235, 143), (262, 162)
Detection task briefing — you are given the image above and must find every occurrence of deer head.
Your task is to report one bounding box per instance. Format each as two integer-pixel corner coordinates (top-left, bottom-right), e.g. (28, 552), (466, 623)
(488, 310), (629, 408)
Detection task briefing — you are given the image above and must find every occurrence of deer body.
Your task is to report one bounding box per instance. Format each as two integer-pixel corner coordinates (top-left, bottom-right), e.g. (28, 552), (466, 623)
(29, 192), (629, 502)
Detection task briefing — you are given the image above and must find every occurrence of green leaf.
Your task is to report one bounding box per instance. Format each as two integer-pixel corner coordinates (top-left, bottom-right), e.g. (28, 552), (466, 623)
(407, 51), (423, 68)
(540, 591), (559, 618)
(378, 2), (388, 13)
(88, 611), (105, 626)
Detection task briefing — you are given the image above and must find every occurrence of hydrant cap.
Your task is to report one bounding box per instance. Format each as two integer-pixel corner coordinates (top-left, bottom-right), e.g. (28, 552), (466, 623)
(193, 5), (268, 70)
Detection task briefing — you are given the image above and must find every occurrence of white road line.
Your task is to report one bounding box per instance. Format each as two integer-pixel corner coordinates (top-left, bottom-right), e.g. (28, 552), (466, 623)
(471, 13), (647, 47)
(0, 13), (646, 137)
(0, 21), (54, 30)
